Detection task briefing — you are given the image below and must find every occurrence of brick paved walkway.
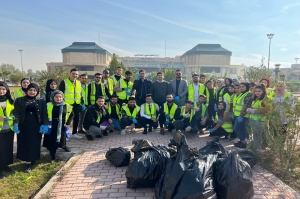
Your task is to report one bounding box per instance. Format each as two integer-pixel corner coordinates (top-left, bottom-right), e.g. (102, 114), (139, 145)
(48, 130), (299, 199)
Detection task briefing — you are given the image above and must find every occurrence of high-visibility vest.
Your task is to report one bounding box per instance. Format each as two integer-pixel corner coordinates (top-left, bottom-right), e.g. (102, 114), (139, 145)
(112, 75), (124, 86)
(64, 79), (81, 104)
(122, 104), (140, 118)
(250, 97), (269, 121)
(188, 83), (205, 101)
(81, 85), (88, 105)
(232, 93), (239, 113)
(106, 102), (121, 119)
(194, 102), (207, 120)
(116, 79), (133, 100)
(12, 88), (25, 99)
(164, 102), (177, 123)
(90, 82), (106, 105)
(269, 92), (291, 101)
(104, 78), (114, 95)
(216, 87), (226, 102)
(143, 103), (158, 119)
(266, 88), (273, 97)
(205, 87), (216, 106)
(180, 106), (195, 122)
(216, 114), (233, 133)
(0, 100), (14, 131)
(47, 103), (73, 122)
(233, 92), (251, 118)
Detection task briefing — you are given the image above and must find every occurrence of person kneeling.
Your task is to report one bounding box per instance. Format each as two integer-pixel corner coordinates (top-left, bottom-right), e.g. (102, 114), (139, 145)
(174, 100), (198, 134)
(140, 94), (159, 134)
(194, 94), (209, 134)
(120, 97), (142, 134)
(158, 94), (178, 134)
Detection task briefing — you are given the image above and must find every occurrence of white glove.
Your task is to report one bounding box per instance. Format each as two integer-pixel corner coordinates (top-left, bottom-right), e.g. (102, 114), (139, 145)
(194, 107), (200, 111)
(246, 108), (252, 113)
(184, 113), (190, 118)
(100, 125), (107, 130)
(246, 108), (256, 114)
(185, 126), (192, 132)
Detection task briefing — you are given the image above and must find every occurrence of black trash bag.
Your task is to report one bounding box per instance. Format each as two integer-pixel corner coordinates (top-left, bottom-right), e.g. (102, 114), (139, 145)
(214, 151), (254, 199)
(155, 132), (217, 199)
(199, 137), (226, 157)
(237, 150), (256, 168)
(126, 145), (170, 188)
(131, 139), (154, 157)
(105, 147), (131, 167)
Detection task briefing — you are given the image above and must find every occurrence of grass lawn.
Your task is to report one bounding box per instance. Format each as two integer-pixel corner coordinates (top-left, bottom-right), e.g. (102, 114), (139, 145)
(0, 154), (64, 199)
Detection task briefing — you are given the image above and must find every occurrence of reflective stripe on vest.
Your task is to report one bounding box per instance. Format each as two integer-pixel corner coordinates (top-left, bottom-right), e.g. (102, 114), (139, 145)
(232, 94), (239, 113)
(12, 88), (25, 99)
(194, 102), (206, 120)
(47, 102), (73, 122)
(180, 106), (195, 122)
(164, 102), (177, 123)
(90, 82), (106, 105)
(116, 79), (133, 100)
(234, 92), (251, 118)
(217, 87), (225, 102)
(143, 103), (157, 119)
(188, 83), (205, 101)
(122, 104), (140, 118)
(107, 102), (121, 119)
(64, 79), (81, 104)
(81, 85), (88, 105)
(205, 87), (216, 106)
(105, 78), (114, 95)
(0, 100), (14, 131)
(250, 98), (267, 121)
(216, 114), (233, 133)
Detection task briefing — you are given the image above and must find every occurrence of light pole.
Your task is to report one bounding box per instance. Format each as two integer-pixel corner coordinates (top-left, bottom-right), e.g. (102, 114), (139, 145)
(274, 64), (280, 82)
(296, 58), (299, 64)
(18, 49), (24, 76)
(267, 33), (274, 70)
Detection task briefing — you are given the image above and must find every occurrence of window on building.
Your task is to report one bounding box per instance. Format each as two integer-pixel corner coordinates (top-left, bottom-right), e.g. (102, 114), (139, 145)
(230, 68), (237, 74)
(76, 66), (94, 71)
(55, 66), (62, 71)
(201, 67), (221, 73)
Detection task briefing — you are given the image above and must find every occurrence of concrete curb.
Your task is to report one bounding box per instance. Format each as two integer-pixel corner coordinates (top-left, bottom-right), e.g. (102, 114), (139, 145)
(33, 152), (83, 199)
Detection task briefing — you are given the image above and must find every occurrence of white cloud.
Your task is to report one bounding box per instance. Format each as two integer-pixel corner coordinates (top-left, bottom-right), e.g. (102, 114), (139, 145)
(281, 2), (300, 12)
(101, 43), (134, 56)
(280, 48), (287, 51)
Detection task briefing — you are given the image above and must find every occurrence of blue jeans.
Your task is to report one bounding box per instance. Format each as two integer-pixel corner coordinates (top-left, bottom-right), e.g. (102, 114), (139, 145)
(111, 118), (121, 131)
(234, 117), (248, 141)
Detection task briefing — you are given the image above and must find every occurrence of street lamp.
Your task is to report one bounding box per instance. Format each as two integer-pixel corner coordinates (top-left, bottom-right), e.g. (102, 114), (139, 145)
(18, 49), (24, 76)
(274, 64), (280, 82)
(296, 58), (299, 64)
(267, 33), (274, 70)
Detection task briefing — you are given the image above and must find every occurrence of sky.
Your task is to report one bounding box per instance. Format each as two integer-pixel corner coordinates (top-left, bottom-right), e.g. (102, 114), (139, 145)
(0, 0), (300, 71)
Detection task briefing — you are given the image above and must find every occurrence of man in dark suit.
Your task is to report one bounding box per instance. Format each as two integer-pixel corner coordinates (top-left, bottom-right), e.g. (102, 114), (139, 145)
(170, 70), (188, 107)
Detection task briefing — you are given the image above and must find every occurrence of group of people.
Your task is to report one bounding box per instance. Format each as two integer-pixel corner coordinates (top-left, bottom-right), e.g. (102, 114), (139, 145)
(0, 66), (293, 179)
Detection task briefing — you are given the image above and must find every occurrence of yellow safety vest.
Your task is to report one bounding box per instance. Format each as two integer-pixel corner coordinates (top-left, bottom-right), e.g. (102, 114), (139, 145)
(250, 97), (269, 122)
(12, 88), (25, 99)
(188, 83), (205, 101)
(233, 92), (251, 118)
(47, 103), (73, 122)
(81, 85), (88, 105)
(164, 102), (177, 123)
(90, 82), (106, 105)
(106, 102), (121, 119)
(122, 104), (140, 118)
(216, 87), (225, 102)
(205, 87), (216, 106)
(104, 78), (114, 95)
(180, 106), (195, 122)
(116, 79), (133, 100)
(194, 102), (207, 120)
(216, 114), (233, 133)
(269, 92), (291, 101)
(64, 79), (81, 104)
(232, 93), (239, 113)
(266, 88), (273, 97)
(143, 103), (158, 119)
(112, 75), (124, 86)
(0, 100), (14, 131)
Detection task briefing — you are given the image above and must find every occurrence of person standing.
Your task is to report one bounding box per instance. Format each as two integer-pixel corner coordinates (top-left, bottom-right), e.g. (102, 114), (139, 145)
(78, 74), (88, 134)
(132, 69), (152, 106)
(260, 78), (273, 97)
(13, 83), (48, 172)
(204, 80), (216, 121)
(87, 73), (111, 106)
(11, 78), (30, 99)
(187, 74), (205, 102)
(232, 78), (239, 86)
(199, 74), (207, 84)
(45, 79), (58, 103)
(140, 94), (159, 134)
(59, 68), (84, 139)
(111, 67), (124, 86)
(223, 84), (235, 112)
(158, 94), (178, 134)
(0, 82), (15, 179)
(43, 90), (74, 160)
(114, 71), (133, 106)
(102, 70), (114, 99)
(170, 70), (188, 107)
(150, 72), (172, 108)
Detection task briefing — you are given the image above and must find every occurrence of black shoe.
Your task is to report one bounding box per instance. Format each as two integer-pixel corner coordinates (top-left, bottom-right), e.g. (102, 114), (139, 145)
(199, 130), (204, 135)
(62, 146), (71, 152)
(86, 134), (94, 140)
(25, 164), (31, 173)
(31, 161), (36, 165)
(78, 129), (86, 134)
(0, 171), (5, 179)
(3, 166), (13, 172)
(143, 129), (147, 134)
(148, 127), (152, 132)
(95, 134), (102, 138)
(234, 141), (247, 148)
(102, 131), (108, 136)
(109, 130), (114, 133)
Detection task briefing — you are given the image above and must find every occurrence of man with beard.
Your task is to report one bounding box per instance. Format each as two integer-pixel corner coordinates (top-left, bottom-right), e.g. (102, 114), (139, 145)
(120, 97), (142, 134)
(174, 100), (198, 134)
(111, 67), (124, 86)
(170, 70), (188, 107)
(204, 80), (216, 121)
(104, 95), (121, 132)
(102, 70), (114, 100)
(78, 74), (88, 134)
(114, 71), (133, 106)
(158, 94), (178, 134)
(131, 69), (152, 106)
(194, 94), (209, 134)
(150, 72), (172, 108)
(87, 73), (111, 106)
(187, 74), (205, 102)
(140, 94), (159, 134)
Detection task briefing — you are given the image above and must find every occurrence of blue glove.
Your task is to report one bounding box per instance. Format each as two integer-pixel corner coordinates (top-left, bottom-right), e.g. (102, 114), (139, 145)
(174, 96), (180, 102)
(237, 116), (243, 123)
(209, 128), (214, 133)
(136, 74), (140, 80)
(124, 87), (129, 91)
(132, 118), (138, 124)
(5, 117), (10, 121)
(65, 127), (71, 139)
(81, 104), (86, 111)
(231, 115), (235, 120)
(165, 114), (171, 119)
(214, 105), (218, 111)
(126, 91), (131, 95)
(164, 121), (170, 125)
(14, 125), (20, 134)
(217, 119), (223, 123)
(39, 125), (49, 134)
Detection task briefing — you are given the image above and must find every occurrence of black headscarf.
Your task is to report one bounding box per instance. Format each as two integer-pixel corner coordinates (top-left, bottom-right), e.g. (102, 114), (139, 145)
(217, 101), (226, 119)
(26, 83), (39, 100)
(20, 78), (30, 93)
(240, 82), (250, 94)
(45, 79), (57, 103)
(0, 81), (14, 104)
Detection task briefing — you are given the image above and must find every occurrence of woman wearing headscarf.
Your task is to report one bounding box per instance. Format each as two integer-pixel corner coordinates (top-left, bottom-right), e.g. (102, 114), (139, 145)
(11, 78), (30, 99)
(0, 82), (15, 179)
(45, 79), (58, 103)
(43, 90), (74, 161)
(13, 83), (48, 172)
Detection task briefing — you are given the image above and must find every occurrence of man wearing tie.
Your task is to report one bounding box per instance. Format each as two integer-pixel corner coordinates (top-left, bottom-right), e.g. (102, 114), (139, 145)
(139, 94), (159, 134)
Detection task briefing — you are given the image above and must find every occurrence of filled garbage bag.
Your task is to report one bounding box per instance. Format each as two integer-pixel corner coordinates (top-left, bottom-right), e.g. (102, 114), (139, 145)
(237, 150), (256, 168)
(131, 139), (154, 157)
(155, 132), (217, 199)
(105, 147), (131, 167)
(125, 143), (170, 188)
(214, 151), (254, 199)
(199, 137), (226, 157)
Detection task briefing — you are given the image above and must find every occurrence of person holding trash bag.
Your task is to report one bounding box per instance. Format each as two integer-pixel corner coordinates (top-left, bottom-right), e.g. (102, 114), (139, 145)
(140, 94), (159, 134)
(158, 94), (178, 135)
(120, 97), (142, 134)
(0, 82), (15, 179)
(43, 90), (74, 161)
(13, 83), (48, 173)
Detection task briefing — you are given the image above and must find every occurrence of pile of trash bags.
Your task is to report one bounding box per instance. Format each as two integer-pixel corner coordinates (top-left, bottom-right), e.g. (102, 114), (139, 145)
(105, 147), (131, 167)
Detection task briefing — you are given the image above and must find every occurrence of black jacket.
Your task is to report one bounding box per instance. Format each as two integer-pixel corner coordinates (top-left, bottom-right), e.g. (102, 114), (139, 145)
(13, 97), (48, 125)
(132, 79), (152, 100)
(83, 104), (110, 130)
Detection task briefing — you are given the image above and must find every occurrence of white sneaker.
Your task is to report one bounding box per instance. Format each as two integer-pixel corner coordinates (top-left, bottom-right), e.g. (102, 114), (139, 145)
(72, 134), (83, 139)
(131, 128), (136, 133)
(120, 130), (126, 135)
(125, 126), (131, 133)
(232, 138), (240, 143)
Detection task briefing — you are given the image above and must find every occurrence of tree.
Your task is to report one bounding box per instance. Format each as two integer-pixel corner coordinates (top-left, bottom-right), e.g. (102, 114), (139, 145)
(10, 72), (24, 85)
(107, 54), (127, 76)
(243, 65), (272, 83)
(0, 64), (17, 82)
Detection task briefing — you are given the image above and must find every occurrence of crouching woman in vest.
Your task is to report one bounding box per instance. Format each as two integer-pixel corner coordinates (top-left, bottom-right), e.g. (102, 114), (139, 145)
(43, 90), (74, 161)
(13, 83), (48, 173)
(0, 82), (15, 179)
(246, 84), (272, 151)
(209, 101), (233, 138)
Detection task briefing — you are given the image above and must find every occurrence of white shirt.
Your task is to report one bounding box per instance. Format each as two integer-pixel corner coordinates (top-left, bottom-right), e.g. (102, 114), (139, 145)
(193, 83), (199, 102)
(140, 103), (160, 119)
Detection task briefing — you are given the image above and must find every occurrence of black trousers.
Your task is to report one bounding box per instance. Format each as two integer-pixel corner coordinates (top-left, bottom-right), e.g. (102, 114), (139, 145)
(71, 104), (81, 134)
(139, 117), (158, 130)
(207, 104), (216, 120)
(120, 118), (142, 129)
(136, 97), (146, 107)
(174, 120), (199, 134)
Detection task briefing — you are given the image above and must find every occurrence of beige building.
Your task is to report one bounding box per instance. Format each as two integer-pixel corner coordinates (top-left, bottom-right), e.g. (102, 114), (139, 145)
(47, 42), (112, 78)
